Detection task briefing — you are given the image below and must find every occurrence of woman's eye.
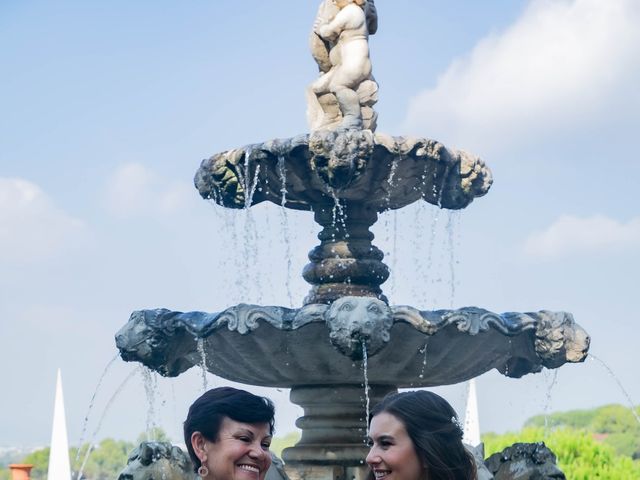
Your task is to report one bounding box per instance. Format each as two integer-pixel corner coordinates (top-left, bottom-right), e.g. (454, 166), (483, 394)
(238, 436), (251, 443)
(261, 443), (271, 450)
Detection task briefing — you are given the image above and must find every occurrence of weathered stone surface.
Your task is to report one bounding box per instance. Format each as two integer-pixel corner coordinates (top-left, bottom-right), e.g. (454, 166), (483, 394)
(115, 299), (589, 386)
(325, 297), (392, 357)
(303, 202), (388, 304)
(117, 442), (195, 480)
(283, 385), (395, 468)
(194, 132), (492, 212)
(465, 444), (494, 480)
(195, 131), (492, 304)
(485, 442), (566, 479)
(117, 443), (289, 480)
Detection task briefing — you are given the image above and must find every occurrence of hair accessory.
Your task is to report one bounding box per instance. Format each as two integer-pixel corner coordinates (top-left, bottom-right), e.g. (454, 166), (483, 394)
(451, 415), (464, 432)
(198, 465), (209, 478)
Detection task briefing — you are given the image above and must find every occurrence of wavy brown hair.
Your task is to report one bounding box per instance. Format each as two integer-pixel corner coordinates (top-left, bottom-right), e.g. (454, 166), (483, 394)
(369, 391), (477, 480)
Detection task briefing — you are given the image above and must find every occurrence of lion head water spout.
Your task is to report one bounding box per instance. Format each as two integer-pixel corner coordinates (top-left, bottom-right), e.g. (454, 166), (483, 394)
(326, 297), (392, 359)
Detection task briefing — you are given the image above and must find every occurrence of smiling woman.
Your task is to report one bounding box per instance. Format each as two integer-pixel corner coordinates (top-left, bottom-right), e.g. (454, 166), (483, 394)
(184, 387), (276, 480)
(366, 391), (477, 480)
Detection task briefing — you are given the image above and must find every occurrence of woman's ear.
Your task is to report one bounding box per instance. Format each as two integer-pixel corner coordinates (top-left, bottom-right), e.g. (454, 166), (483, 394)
(191, 432), (208, 460)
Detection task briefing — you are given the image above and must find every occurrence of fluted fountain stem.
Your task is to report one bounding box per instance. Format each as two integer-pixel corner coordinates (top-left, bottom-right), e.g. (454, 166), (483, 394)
(303, 201), (389, 305)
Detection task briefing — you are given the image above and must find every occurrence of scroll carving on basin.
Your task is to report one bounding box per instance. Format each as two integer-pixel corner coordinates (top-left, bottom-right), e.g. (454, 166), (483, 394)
(116, 300), (589, 386)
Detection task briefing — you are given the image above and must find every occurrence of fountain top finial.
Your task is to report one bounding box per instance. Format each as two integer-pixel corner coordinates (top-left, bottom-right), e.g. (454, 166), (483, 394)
(307, 0), (379, 132)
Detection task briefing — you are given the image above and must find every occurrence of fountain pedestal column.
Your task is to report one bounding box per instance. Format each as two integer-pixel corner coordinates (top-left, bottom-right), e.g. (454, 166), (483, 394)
(283, 385), (396, 480)
(303, 203), (389, 305)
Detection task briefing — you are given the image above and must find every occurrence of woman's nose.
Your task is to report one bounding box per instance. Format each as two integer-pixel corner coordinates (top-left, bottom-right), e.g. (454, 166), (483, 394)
(365, 447), (379, 465)
(248, 443), (267, 459)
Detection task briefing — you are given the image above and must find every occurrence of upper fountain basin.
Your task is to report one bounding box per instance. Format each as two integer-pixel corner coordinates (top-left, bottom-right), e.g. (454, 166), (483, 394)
(195, 130), (492, 212)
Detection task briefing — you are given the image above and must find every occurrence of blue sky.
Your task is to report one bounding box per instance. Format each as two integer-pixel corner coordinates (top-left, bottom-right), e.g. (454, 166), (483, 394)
(1, 0), (639, 449)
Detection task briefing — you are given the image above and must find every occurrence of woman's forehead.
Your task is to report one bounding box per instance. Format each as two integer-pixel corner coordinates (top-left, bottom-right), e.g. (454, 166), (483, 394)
(220, 417), (272, 436)
(369, 412), (408, 437)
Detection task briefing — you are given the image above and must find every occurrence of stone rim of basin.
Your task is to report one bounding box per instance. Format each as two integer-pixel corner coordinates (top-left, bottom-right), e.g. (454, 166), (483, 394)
(115, 297), (590, 388)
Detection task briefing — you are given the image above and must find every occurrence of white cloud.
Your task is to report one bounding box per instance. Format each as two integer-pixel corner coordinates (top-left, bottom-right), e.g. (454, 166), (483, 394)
(104, 163), (193, 218)
(404, 0), (640, 152)
(524, 214), (640, 258)
(0, 178), (85, 263)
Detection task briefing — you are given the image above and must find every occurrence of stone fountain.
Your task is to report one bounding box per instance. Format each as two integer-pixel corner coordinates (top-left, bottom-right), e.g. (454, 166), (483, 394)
(116, 2), (590, 479)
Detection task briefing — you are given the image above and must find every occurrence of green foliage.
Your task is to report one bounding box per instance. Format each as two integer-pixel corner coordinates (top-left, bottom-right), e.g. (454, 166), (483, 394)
(21, 447), (49, 480)
(0, 469), (10, 480)
(270, 431), (301, 457)
(525, 404), (640, 458)
(135, 427), (171, 445)
(19, 439), (135, 480)
(16, 428), (173, 480)
(483, 427), (640, 479)
(76, 438), (135, 480)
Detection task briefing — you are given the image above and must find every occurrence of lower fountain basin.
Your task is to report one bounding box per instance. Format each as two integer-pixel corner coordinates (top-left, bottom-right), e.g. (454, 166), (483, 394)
(115, 297), (589, 388)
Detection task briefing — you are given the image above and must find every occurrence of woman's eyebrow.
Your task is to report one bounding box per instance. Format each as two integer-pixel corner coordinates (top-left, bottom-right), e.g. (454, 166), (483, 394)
(235, 428), (255, 437)
(373, 434), (394, 442)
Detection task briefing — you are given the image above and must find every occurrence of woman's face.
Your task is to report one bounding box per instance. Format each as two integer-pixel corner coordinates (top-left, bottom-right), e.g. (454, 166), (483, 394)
(194, 417), (272, 480)
(366, 412), (424, 480)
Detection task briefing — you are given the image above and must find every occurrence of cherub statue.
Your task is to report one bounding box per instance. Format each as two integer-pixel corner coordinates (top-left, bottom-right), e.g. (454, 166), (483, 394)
(307, 0), (378, 131)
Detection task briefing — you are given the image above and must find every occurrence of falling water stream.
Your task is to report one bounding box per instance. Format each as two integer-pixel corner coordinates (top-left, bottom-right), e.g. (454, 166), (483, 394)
(382, 159), (399, 298)
(237, 146), (263, 303)
(542, 369), (559, 436)
(390, 210), (398, 297)
(329, 189), (350, 285)
(277, 156), (294, 306)
(170, 380), (179, 439)
(75, 367), (139, 480)
(227, 208), (244, 303)
(361, 341), (371, 439)
(141, 367), (160, 441)
(445, 211), (461, 308)
(329, 189), (348, 238)
(418, 342), (429, 380)
(74, 354), (119, 465)
(197, 338), (209, 392)
(415, 204), (440, 307)
(588, 353), (640, 425)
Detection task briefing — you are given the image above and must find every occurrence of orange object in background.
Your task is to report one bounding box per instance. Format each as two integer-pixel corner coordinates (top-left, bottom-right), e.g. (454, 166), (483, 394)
(8, 464), (34, 480)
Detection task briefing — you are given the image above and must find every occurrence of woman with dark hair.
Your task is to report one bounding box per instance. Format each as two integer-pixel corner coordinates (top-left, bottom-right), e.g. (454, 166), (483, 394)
(184, 387), (275, 480)
(366, 391), (477, 480)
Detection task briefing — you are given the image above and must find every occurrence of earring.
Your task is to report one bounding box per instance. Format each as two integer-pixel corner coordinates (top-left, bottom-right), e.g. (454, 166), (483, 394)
(198, 465), (209, 477)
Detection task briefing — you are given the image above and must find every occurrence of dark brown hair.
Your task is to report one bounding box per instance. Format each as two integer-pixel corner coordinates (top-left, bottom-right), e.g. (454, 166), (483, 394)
(183, 387), (275, 473)
(369, 391), (477, 480)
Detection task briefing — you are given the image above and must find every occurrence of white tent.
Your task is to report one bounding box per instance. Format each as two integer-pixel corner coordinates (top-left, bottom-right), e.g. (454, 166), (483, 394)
(47, 369), (72, 480)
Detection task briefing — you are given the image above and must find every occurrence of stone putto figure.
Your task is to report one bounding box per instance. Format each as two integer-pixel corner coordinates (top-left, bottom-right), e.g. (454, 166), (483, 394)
(307, 0), (379, 132)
